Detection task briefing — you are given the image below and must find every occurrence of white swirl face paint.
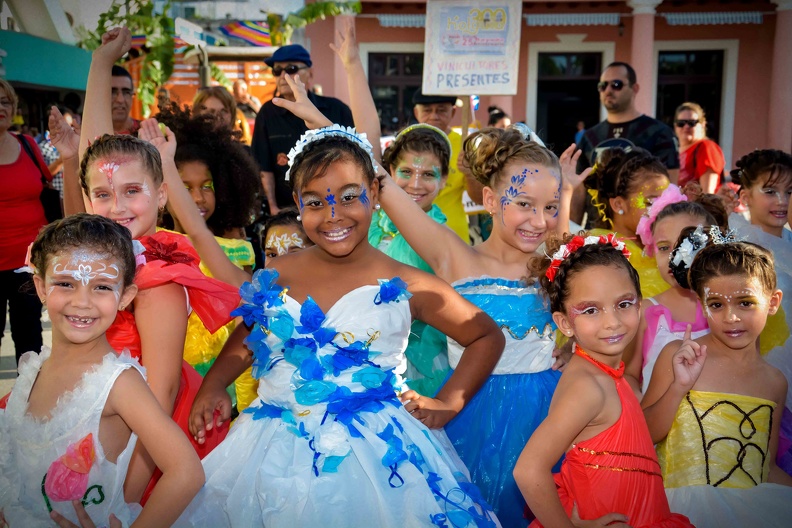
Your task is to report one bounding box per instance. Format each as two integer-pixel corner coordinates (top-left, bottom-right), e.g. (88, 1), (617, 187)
(50, 251), (122, 300)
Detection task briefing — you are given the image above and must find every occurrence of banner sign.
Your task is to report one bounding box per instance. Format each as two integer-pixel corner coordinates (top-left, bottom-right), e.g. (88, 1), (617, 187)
(422, 0), (522, 95)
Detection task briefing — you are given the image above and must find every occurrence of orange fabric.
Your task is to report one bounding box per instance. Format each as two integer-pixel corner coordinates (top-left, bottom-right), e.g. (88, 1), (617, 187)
(531, 352), (693, 528)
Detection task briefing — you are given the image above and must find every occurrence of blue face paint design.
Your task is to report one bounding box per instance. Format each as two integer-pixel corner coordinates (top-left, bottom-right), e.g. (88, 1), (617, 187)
(326, 188), (337, 218)
(552, 185), (561, 218)
(499, 169), (531, 224)
(360, 186), (370, 208)
(298, 193), (304, 211)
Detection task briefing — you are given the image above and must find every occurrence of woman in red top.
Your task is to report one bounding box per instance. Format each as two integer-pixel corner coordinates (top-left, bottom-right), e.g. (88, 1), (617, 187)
(674, 102), (725, 193)
(0, 79), (51, 365)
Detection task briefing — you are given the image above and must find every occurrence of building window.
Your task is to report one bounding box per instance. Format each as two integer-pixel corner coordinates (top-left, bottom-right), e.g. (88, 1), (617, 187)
(368, 53), (423, 135)
(656, 50), (724, 142)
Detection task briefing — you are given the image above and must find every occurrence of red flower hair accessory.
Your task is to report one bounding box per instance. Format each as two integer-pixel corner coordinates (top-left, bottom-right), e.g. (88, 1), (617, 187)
(545, 233), (631, 282)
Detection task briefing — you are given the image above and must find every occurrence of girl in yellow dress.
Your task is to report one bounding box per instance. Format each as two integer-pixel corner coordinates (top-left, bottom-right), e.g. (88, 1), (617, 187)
(643, 230), (792, 527)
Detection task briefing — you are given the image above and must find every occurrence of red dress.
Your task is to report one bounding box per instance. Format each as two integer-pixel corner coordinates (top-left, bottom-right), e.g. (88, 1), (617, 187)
(531, 349), (693, 528)
(106, 231), (240, 500)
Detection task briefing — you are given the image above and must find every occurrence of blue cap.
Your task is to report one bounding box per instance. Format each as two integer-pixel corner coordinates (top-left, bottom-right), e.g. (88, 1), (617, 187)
(265, 44), (312, 67)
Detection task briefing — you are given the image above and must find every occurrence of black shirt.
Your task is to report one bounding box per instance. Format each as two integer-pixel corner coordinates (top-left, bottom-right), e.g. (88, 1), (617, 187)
(252, 92), (354, 208)
(576, 114), (679, 173)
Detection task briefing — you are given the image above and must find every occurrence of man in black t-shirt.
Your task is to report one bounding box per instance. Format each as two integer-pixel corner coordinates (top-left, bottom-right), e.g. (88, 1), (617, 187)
(252, 44), (354, 213)
(573, 62), (679, 225)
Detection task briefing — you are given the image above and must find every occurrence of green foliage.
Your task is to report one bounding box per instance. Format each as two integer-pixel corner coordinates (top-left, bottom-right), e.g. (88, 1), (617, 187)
(266, 1), (361, 46)
(76, 0), (175, 118)
(210, 63), (231, 89)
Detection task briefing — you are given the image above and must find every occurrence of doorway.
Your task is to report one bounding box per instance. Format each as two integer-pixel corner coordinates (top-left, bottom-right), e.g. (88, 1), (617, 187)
(536, 52), (602, 155)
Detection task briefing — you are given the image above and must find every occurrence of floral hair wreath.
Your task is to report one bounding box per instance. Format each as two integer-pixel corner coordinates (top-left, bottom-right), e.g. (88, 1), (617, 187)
(285, 124), (379, 181)
(635, 183), (687, 255)
(545, 233), (631, 282)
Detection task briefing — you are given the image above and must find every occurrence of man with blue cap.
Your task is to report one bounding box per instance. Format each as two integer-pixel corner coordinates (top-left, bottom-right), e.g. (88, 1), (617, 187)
(252, 44), (354, 213)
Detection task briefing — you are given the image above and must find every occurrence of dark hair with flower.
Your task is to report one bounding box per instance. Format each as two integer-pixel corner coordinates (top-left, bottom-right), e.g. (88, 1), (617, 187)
(530, 232), (640, 313)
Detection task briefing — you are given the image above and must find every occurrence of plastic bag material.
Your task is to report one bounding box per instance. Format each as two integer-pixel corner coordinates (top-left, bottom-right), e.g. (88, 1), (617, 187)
(44, 434), (95, 502)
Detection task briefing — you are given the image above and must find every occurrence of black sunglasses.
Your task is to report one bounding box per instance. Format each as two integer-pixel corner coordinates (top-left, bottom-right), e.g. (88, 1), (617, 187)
(597, 80), (626, 92)
(675, 119), (699, 128)
(272, 65), (309, 76)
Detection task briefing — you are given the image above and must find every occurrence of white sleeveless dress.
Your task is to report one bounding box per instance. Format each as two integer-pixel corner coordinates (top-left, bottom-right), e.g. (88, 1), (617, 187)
(0, 347), (143, 527)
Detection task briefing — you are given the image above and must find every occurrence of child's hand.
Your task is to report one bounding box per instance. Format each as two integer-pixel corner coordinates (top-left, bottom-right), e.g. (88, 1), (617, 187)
(571, 502), (631, 527)
(94, 27), (132, 64)
(552, 340), (574, 371)
(399, 389), (458, 429)
(559, 143), (592, 190)
(271, 74), (331, 130)
(328, 18), (359, 67)
(50, 501), (122, 528)
(138, 118), (176, 162)
(49, 106), (81, 161)
(672, 325), (707, 391)
(189, 382), (233, 444)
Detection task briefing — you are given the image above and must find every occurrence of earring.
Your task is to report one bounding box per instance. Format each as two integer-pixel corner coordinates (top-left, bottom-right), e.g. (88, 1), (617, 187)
(488, 210), (494, 216)
(374, 204), (381, 210)
(159, 205), (165, 213)
(617, 209), (624, 215)
(296, 215), (301, 221)
(40, 298), (46, 304)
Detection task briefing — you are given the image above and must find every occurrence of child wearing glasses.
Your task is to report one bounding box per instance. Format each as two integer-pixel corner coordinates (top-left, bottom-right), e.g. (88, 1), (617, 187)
(674, 102), (726, 194)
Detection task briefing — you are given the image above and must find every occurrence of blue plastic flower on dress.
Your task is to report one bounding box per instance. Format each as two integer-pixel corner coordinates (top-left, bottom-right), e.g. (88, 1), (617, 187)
(284, 338), (318, 368)
(294, 380), (338, 406)
(352, 366), (389, 389)
(374, 277), (412, 305)
(234, 269), (285, 322)
(322, 341), (373, 376)
(294, 297), (337, 346)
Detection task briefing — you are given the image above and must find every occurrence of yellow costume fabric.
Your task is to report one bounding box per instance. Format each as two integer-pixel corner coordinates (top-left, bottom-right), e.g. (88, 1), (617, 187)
(590, 229), (669, 299)
(657, 390), (774, 489)
(433, 130), (470, 243)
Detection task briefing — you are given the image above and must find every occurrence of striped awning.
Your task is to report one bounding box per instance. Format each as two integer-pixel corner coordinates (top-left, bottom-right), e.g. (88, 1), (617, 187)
(661, 12), (764, 25)
(524, 13), (621, 26)
(219, 21), (272, 47)
(376, 14), (427, 28)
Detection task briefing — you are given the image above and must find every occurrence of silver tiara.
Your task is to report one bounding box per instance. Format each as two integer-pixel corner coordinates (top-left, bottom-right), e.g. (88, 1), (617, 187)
(285, 124), (378, 181)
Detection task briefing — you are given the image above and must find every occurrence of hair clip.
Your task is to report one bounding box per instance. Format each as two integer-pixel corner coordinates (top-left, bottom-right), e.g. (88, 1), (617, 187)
(509, 122), (546, 147)
(708, 224), (742, 245)
(670, 225), (709, 271)
(285, 124), (378, 181)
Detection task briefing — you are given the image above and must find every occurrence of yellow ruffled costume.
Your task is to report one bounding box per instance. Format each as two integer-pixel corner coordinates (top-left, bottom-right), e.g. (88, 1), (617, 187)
(656, 390), (792, 527)
(589, 228), (669, 299)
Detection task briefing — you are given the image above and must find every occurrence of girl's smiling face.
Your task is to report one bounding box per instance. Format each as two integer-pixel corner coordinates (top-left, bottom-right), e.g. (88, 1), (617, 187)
(392, 150), (446, 212)
(179, 160), (216, 221)
(485, 161), (560, 254)
(86, 158), (167, 239)
(295, 158), (378, 258)
(740, 172), (792, 237)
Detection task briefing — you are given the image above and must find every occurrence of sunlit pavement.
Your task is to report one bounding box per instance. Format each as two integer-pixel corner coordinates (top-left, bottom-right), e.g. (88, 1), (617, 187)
(0, 310), (51, 396)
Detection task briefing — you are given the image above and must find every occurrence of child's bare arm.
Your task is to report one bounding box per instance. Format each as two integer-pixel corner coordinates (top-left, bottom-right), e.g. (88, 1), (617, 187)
(557, 144), (592, 237)
(623, 304), (648, 397)
(110, 369), (204, 526)
(514, 373), (627, 527)
(399, 272), (504, 428)
(138, 119), (250, 288)
(642, 327), (706, 443)
(189, 323), (253, 443)
(48, 107), (88, 215)
(79, 27), (131, 159)
(124, 283), (187, 502)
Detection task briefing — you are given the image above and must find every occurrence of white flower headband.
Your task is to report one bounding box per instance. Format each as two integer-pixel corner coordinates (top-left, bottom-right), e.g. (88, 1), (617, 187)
(285, 124), (379, 181)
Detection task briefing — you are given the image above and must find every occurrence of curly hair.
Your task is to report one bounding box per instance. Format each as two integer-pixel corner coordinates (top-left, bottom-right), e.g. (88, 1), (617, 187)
(80, 134), (163, 195)
(530, 233), (641, 313)
(155, 103), (261, 234)
(30, 213), (136, 287)
(583, 147), (669, 227)
(289, 135), (376, 192)
(687, 239), (776, 298)
(464, 127), (560, 187)
(730, 149), (792, 190)
(383, 125), (451, 178)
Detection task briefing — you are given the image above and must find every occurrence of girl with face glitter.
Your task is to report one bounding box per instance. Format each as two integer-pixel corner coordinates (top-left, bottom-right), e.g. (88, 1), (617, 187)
(645, 235), (792, 527)
(59, 28), (240, 505)
(0, 214), (204, 527)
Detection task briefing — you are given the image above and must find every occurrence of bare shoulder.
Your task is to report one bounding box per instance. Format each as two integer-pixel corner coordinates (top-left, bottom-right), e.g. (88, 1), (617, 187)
(759, 360), (788, 403)
(554, 359), (606, 407)
(106, 366), (148, 410)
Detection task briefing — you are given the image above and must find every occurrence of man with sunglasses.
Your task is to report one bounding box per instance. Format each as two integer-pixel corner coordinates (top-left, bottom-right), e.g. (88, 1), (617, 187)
(573, 62), (679, 225)
(251, 44), (354, 214)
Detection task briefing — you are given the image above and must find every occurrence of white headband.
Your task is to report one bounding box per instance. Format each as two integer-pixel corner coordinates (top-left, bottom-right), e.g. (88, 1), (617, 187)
(285, 124), (379, 181)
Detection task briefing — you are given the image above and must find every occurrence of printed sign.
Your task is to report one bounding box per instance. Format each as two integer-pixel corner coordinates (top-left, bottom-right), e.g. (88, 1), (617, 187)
(422, 0), (522, 95)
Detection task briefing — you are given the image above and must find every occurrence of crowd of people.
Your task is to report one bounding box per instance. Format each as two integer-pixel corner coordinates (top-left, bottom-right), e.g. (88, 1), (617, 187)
(1, 21), (792, 528)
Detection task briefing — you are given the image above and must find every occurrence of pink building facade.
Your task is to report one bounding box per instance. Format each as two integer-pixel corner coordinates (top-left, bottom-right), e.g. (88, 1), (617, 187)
(306, 0), (792, 167)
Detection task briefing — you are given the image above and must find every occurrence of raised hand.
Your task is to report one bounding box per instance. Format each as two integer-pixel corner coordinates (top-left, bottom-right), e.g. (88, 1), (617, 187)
(272, 74), (331, 130)
(672, 324), (707, 391)
(399, 389), (458, 429)
(138, 118), (176, 162)
(571, 503), (631, 528)
(50, 501), (122, 528)
(329, 18), (359, 67)
(94, 27), (132, 64)
(49, 106), (81, 161)
(559, 143), (592, 190)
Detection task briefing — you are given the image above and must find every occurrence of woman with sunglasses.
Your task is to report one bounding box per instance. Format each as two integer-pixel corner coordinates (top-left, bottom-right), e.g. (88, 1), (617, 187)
(674, 102), (725, 193)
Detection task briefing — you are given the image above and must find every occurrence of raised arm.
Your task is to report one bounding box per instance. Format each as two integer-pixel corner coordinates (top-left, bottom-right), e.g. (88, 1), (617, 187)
(48, 107), (88, 215)
(79, 27), (131, 159)
(399, 272), (504, 428)
(138, 118), (250, 288)
(557, 143), (592, 236)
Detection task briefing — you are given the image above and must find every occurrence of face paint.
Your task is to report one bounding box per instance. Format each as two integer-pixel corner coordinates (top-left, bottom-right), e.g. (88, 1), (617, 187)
(412, 157), (424, 168)
(266, 232), (306, 256)
(98, 162), (120, 191)
(325, 188), (336, 218)
(395, 168), (411, 180)
(432, 166), (442, 180)
(568, 295), (639, 324)
(141, 181), (152, 197)
(703, 286), (766, 318)
(298, 193), (304, 211)
(50, 251), (122, 301)
(360, 186), (370, 208)
(500, 169), (536, 224)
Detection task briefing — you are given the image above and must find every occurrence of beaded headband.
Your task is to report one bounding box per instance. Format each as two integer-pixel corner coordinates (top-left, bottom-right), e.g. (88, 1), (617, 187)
(396, 123), (452, 153)
(635, 183), (687, 255)
(545, 233), (631, 282)
(285, 124), (378, 181)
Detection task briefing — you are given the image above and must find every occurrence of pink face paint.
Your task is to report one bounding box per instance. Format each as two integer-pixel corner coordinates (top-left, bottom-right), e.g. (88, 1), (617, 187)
(98, 161), (122, 210)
